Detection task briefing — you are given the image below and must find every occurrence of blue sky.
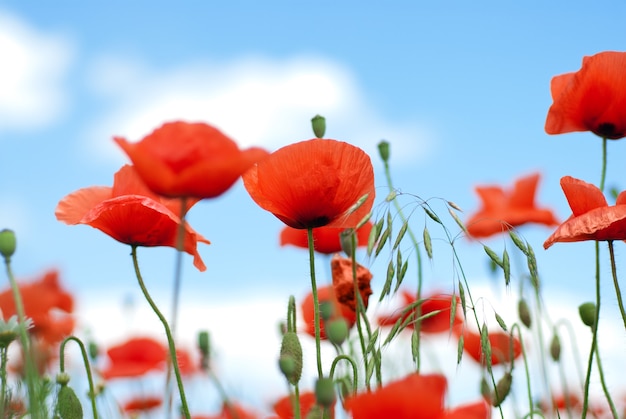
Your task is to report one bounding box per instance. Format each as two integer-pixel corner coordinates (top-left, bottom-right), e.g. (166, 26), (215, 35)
(1, 1), (626, 416)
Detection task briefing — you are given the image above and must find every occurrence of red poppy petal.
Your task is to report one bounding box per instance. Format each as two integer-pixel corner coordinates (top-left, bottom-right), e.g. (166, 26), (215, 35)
(509, 173), (539, 208)
(560, 176), (607, 216)
(445, 401), (491, 419)
(55, 186), (112, 225)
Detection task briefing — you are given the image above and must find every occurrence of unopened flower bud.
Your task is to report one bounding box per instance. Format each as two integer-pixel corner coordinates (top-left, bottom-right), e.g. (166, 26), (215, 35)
(490, 371), (512, 407)
(279, 332), (302, 385)
(311, 115), (326, 138)
(56, 384), (83, 419)
(319, 301), (335, 322)
(518, 299), (532, 329)
(339, 228), (355, 256)
(305, 405), (323, 419)
(578, 302), (597, 329)
(315, 377), (335, 408)
(197, 330), (210, 357)
(88, 341), (99, 361)
(0, 229), (16, 260)
(326, 318), (349, 346)
(377, 141), (390, 163)
(550, 334), (561, 361)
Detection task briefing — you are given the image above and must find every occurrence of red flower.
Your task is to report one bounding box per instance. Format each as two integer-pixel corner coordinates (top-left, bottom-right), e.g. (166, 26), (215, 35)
(345, 373), (490, 419)
(0, 269), (74, 345)
(544, 176), (626, 248)
(188, 402), (258, 419)
(377, 290), (463, 334)
(114, 121), (269, 198)
(545, 51), (626, 139)
(123, 396), (163, 413)
(301, 285), (356, 340)
(280, 222), (373, 254)
(101, 336), (167, 379)
(456, 328), (521, 366)
(55, 165), (210, 271)
(243, 139), (375, 229)
(273, 391), (334, 419)
(466, 172), (559, 239)
(331, 254), (373, 312)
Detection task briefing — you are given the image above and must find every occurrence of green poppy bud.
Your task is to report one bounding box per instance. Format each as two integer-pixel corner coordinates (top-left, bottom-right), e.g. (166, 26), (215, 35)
(315, 377), (335, 408)
(311, 115), (326, 138)
(319, 301), (335, 322)
(518, 299), (532, 329)
(578, 302), (597, 329)
(279, 332), (302, 385)
(377, 140), (390, 163)
(550, 333), (561, 362)
(305, 404), (324, 419)
(55, 375), (83, 419)
(339, 228), (355, 256)
(325, 318), (349, 346)
(0, 229), (16, 260)
(490, 371), (513, 407)
(197, 330), (210, 357)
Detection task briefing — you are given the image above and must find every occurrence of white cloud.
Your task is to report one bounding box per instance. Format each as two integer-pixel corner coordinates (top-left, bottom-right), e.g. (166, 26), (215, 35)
(84, 54), (434, 166)
(0, 11), (73, 131)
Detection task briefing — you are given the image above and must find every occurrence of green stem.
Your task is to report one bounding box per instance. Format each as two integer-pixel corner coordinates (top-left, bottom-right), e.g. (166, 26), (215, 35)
(592, 343), (619, 418)
(599, 137), (607, 192)
(2, 257), (40, 418)
(130, 245), (191, 419)
(59, 336), (99, 419)
(581, 242), (601, 419)
(293, 384), (301, 419)
(382, 160), (424, 371)
(0, 347), (6, 415)
(511, 324), (534, 418)
(306, 228), (323, 379)
(329, 354), (358, 397)
(607, 241), (626, 329)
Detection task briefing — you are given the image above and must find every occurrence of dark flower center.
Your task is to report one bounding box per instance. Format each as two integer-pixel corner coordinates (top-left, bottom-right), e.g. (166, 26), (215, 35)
(595, 122), (625, 140)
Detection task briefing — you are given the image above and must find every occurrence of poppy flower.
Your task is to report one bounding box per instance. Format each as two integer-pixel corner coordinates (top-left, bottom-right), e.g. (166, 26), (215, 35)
(114, 121), (269, 198)
(188, 402), (259, 419)
(0, 269), (74, 345)
(273, 391), (334, 419)
(301, 285), (356, 340)
(345, 372), (490, 419)
(377, 290), (463, 334)
(466, 172), (559, 239)
(545, 51), (626, 140)
(243, 139), (375, 229)
(330, 254), (373, 312)
(544, 176), (626, 248)
(101, 336), (167, 379)
(280, 222), (373, 254)
(455, 328), (522, 366)
(123, 396), (163, 413)
(55, 165), (210, 271)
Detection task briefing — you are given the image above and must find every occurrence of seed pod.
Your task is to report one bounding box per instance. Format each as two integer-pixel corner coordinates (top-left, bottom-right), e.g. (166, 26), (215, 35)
(378, 141), (390, 163)
(311, 115), (326, 138)
(0, 229), (16, 259)
(550, 334), (561, 362)
(279, 332), (302, 385)
(578, 302), (597, 329)
(518, 299), (532, 329)
(490, 372), (513, 407)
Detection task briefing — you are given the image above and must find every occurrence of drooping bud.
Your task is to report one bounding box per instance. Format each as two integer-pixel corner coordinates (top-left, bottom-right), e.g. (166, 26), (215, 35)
(311, 115), (326, 138)
(325, 318), (349, 346)
(315, 377), (336, 408)
(550, 333), (561, 362)
(518, 299), (532, 329)
(490, 371), (513, 407)
(377, 140), (390, 163)
(55, 374), (83, 419)
(197, 330), (210, 357)
(339, 228), (355, 256)
(278, 332), (302, 385)
(578, 302), (597, 329)
(0, 229), (16, 260)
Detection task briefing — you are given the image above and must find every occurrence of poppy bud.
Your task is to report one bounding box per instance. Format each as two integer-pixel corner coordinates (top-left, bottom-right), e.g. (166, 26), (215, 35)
(305, 405), (323, 419)
(518, 299), (532, 329)
(279, 332), (302, 385)
(55, 374), (83, 419)
(315, 377), (335, 408)
(311, 115), (326, 138)
(490, 371), (513, 407)
(197, 330), (210, 357)
(326, 318), (349, 346)
(0, 229), (16, 260)
(319, 301), (335, 322)
(377, 140), (390, 163)
(340, 228), (355, 256)
(578, 302), (597, 329)
(550, 334), (561, 362)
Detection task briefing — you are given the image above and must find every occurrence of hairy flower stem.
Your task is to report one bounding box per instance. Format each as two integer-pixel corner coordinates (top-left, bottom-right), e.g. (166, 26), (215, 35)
(607, 241), (626, 329)
(599, 138), (607, 192)
(131, 245), (191, 419)
(581, 243), (601, 419)
(59, 336), (99, 418)
(2, 257), (41, 418)
(0, 347), (6, 415)
(511, 324), (534, 418)
(307, 228), (324, 379)
(381, 158), (424, 371)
